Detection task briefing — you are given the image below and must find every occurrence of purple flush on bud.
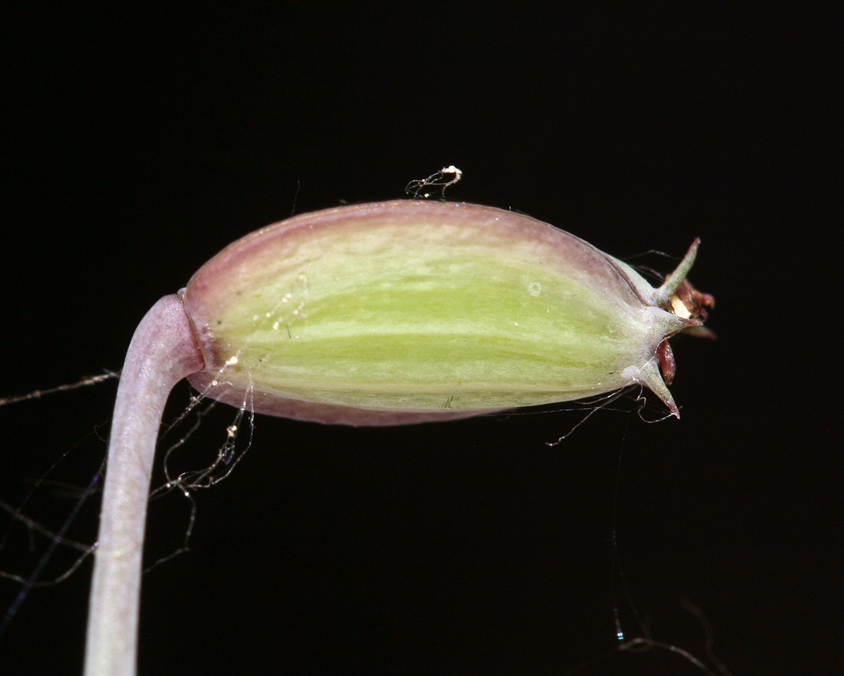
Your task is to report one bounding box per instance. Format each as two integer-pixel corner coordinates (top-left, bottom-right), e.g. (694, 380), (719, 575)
(181, 200), (714, 423)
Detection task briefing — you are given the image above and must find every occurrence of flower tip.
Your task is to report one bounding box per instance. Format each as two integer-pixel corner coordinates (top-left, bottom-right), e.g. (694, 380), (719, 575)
(630, 358), (681, 419)
(655, 239), (700, 303)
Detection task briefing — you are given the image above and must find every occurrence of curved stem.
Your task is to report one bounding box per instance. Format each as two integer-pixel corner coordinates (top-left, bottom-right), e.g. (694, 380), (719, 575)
(84, 295), (204, 676)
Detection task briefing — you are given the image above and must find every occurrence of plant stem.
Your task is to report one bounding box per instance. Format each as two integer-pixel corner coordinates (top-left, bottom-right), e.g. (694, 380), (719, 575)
(84, 295), (204, 676)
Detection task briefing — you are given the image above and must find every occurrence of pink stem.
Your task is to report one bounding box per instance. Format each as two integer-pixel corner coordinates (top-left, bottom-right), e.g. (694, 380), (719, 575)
(84, 295), (204, 676)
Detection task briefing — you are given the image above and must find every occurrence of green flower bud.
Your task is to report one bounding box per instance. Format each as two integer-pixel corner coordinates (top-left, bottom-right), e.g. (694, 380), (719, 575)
(182, 200), (712, 424)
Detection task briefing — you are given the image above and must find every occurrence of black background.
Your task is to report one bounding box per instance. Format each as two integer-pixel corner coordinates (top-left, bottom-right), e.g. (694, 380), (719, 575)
(1, 5), (840, 675)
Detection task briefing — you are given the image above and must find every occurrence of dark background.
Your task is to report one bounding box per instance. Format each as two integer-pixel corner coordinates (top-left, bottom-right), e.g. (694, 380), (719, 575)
(1, 5), (840, 675)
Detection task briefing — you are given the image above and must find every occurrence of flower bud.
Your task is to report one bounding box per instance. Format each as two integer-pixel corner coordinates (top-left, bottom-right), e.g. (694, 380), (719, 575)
(181, 200), (712, 425)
